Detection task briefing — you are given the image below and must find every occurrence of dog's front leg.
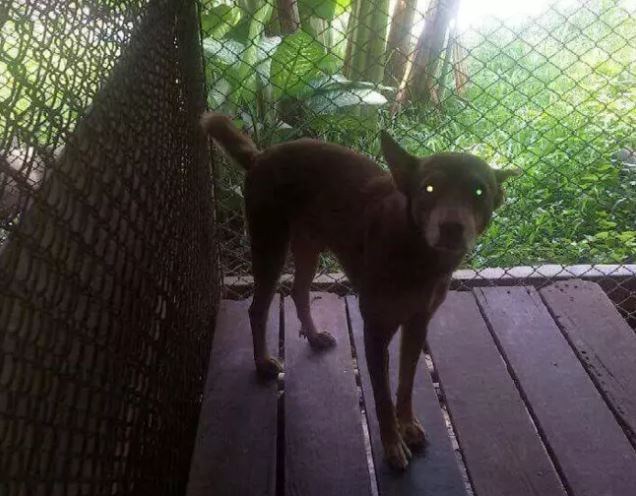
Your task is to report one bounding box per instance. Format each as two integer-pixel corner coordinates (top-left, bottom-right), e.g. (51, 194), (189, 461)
(363, 323), (412, 470)
(396, 313), (429, 451)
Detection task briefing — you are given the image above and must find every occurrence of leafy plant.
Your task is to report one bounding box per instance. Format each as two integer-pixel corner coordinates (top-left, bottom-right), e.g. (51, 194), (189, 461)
(200, 4), (241, 39)
(202, 9), (390, 141)
(297, 0), (352, 20)
(203, 0), (636, 270)
(270, 30), (339, 98)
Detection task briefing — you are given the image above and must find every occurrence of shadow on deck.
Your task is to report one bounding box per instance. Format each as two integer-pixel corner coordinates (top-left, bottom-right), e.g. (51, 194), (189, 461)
(187, 280), (636, 496)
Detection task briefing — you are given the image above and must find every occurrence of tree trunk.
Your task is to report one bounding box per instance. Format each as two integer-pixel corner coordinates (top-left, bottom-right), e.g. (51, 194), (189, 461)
(384, 0), (418, 86)
(452, 35), (469, 94)
(274, 0), (301, 132)
(343, 0), (362, 77)
(436, 19), (455, 103)
(396, 0), (460, 105)
(349, 0), (374, 80)
(365, 0), (390, 82)
(344, 0), (390, 82)
(277, 0), (300, 34)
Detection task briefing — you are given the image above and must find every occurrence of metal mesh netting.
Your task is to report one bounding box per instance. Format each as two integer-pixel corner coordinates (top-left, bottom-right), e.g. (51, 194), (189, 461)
(1, 0), (217, 494)
(202, 0), (636, 323)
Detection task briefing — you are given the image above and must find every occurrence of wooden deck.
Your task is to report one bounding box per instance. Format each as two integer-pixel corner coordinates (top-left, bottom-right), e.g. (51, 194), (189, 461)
(187, 280), (636, 496)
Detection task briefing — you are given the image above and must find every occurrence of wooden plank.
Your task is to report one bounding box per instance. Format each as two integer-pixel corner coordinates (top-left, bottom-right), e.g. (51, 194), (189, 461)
(187, 298), (279, 496)
(347, 296), (467, 496)
(428, 291), (566, 496)
(284, 293), (371, 496)
(476, 286), (636, 496)
(541, 280), (636, 444)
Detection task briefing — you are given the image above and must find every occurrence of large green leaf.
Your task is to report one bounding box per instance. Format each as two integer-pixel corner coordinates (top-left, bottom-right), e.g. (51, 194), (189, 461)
(202, 38), (245, 67)
(255, 35), (282, 84)
(202, 2), (274, 107)
(304, 87), (388, 113)
(200, 5), (241, 39)
(234, 1), (274, 101)
(271, 30), (340, 98)
(298, 0), (352, 20)
(203, 38), (246, 107)
(203, 38), (241, 107)
(309, 73), (396, 94)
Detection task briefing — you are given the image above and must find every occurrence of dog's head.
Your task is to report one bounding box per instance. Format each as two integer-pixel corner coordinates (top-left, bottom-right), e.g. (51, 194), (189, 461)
(381, 131), (519, 254)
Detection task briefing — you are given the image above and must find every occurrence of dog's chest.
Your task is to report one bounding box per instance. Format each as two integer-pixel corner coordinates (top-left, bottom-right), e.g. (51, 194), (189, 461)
(361, 275), (450, 327)
(395, 281), (446, 317)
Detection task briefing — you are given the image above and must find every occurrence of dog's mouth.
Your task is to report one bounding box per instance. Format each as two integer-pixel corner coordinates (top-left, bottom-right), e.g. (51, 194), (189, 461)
(432, 240), (466, 254)
(422, 209), (477, 256)
(426, 220), (471, 254)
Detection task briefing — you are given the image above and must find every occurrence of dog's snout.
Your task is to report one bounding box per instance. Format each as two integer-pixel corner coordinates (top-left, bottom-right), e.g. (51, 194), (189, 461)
(439, 221), (464, 246)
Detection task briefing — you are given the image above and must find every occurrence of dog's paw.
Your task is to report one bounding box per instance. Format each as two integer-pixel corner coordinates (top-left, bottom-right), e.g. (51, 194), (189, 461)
(384, 435), (412, 471)
(307, 331), (336, 350)
(399, 417), (427, 451)
(255, 356), (283, 379)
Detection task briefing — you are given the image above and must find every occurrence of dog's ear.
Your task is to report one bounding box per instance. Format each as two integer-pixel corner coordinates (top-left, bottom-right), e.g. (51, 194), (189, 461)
(380, 130), (418, 193)
(493, 167), (520, 208)
(494, 167), (521, 184)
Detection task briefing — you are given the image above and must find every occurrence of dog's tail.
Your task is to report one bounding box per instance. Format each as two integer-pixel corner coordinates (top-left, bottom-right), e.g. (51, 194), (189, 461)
(200, 112), (259, 170)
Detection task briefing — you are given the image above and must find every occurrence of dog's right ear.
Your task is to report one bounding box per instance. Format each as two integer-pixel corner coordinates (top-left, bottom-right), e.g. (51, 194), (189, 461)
(380, 130), (418, 194)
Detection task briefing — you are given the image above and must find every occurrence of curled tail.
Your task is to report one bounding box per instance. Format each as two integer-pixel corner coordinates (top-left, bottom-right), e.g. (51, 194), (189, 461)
(200, 112), (259, 170)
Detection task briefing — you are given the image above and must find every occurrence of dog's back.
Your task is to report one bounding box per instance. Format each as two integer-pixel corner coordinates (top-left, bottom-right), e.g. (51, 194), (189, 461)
(248, 138), (385, 210)
(202, 113), (396, 275)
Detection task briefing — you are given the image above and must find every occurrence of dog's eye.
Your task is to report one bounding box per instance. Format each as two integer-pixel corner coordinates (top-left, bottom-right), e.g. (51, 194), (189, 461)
(475, 188), (483, 197)
(425, 184), (434, 193)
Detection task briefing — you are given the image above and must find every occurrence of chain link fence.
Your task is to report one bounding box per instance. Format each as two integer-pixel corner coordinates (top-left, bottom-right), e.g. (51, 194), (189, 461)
(202, 0), (636, 324)
(1, 0), (217, 493)
(0, 0), (635, 493)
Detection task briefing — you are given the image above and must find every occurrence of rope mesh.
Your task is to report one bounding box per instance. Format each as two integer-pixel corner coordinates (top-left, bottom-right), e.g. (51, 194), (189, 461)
(1, 1), (217, 493)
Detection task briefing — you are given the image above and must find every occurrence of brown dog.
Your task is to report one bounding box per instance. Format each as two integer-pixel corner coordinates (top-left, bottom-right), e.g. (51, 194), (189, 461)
(201, 113), (517, 470)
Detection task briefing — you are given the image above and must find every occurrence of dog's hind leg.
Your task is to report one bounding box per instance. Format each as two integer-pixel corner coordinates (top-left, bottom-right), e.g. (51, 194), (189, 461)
(290, 234), (336, 349)
(248, 217), (288, 379)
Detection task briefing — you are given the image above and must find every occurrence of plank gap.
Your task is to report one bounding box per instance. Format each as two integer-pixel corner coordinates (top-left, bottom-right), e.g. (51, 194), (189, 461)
(426, 352), (476, 496)
(539, 281), (636, 450)
(430, 291), (567, 496)
(276, 296), (285, 496)
(187, 298), (279, 496)
(347, 296), (467, 496)
(283, 294), (372, 496)
(472, 289), (578, 496)
(344, 300), (380, 496)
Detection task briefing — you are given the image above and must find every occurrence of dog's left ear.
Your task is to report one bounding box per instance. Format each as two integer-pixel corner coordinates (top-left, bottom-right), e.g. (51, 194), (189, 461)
(380, 130), (418, 194)
(493, 167), (520, 207)
(494, 167), (521, 184)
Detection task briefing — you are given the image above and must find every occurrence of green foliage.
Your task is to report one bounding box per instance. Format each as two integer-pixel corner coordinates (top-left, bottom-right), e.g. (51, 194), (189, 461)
(301, 75), (389, 133)
(203, 0), (635, 269)
(305, 87), (386, 112)
(202, 1), (279, 107)
(202, 14), (389, 138)
(0, 13), (120, 146)
(270, 30), (340, 97)
(384, 4), (636, 267)
(201, 4), (241, 38)
(298, 0), (352, 20)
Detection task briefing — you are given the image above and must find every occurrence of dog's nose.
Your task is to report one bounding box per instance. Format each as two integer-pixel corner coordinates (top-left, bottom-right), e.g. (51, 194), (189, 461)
(439, 221), (464, 246)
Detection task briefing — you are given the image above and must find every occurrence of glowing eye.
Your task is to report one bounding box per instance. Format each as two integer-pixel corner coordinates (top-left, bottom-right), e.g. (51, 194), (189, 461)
(425, 185), (434, 193)
(475, 188), (483, 197)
